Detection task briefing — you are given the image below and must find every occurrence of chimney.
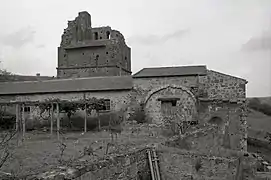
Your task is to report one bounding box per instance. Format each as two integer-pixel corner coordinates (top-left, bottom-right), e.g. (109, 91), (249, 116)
(36, 73), (40, 77)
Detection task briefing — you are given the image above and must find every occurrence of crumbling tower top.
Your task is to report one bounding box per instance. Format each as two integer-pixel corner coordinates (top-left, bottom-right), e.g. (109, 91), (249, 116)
(61, 11), (93, 47)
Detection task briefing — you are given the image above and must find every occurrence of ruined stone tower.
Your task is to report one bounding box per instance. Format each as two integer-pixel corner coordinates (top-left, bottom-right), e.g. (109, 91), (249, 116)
(57, 11), (131, 78)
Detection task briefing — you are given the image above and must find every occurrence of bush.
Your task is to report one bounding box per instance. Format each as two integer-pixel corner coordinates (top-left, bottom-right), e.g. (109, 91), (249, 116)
(61, 111), (124, 131)
(129, 104), (147, 124)
(0, 111), (16, 130)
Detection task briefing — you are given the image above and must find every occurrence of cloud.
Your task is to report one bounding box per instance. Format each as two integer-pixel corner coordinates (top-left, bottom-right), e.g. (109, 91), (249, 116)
(127, 29), (190, 45)
(36, 44), (46, 49)
(0, 26), (36, 49)
(241, 30), (271, 52)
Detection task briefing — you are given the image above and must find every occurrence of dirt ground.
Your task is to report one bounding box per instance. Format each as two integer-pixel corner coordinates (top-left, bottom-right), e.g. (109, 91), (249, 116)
(0, 123), (166, 177)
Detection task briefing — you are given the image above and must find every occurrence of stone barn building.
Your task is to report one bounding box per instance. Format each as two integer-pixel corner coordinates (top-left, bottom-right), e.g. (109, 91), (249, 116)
(0, 11), (248, 152)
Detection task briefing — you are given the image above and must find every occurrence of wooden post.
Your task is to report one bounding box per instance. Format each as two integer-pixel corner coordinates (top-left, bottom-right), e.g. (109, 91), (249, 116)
(50, 103), (54, 136)
(97, 110), (100, 132)
(21, 104), (25, 140)
(84, 103), (87, 133)
(15, 104), (19, 131)
(56, 103), (60, 141)
(16, 104), (21, 146)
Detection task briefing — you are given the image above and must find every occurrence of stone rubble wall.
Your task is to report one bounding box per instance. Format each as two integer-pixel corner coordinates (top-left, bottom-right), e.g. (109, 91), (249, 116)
(198, 100), (247, 151)
(57, 12), (131, 78)
(207, 70), (246, 99)
(157, 145), (257, 180)
(31, 147), (151, 180)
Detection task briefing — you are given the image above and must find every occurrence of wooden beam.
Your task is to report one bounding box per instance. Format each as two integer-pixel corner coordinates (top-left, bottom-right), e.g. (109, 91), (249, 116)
(0, 98), (107, 106)
(56, 103), (60, 141)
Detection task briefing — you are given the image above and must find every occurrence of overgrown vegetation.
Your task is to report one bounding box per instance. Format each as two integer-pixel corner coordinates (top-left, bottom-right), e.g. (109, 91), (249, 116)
(129, 103), (147, 124)
(248, 98), (271, 116)
(0, 62), (13, 82)
(0, 109), (16, 130)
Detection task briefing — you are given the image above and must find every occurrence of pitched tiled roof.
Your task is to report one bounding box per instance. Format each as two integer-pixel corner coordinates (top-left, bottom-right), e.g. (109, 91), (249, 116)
(133, 65), (207, 78)
(0, 76), (133, 95)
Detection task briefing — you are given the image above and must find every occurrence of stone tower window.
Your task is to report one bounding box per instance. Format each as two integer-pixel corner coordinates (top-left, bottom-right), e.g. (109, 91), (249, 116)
(95, 55), (99, 67)
(106, 31), (110, 39)
(94, 32), (98, 40)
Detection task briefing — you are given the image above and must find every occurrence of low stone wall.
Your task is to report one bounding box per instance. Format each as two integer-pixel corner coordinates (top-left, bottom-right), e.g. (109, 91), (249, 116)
(157, 145), (257, 180)
(26, 147), (151, 180)
(248, 137), (271, 150)
(256, 172), (271, 180)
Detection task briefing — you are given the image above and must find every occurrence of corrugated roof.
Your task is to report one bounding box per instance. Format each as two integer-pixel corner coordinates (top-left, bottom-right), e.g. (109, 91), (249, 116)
(133, 65), (207, 78)
(0, 76), (133, 95)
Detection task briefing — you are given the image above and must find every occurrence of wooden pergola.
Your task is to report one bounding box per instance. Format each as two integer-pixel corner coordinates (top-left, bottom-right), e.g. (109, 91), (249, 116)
(0, 99), (105, 141)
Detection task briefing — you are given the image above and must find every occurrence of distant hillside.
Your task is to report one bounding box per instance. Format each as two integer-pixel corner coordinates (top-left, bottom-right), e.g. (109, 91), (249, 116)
(247, 108), (271, 135)
(247, 97), (271, 106)
(246, 96), (271, 140)
(247, 97), (271, 116)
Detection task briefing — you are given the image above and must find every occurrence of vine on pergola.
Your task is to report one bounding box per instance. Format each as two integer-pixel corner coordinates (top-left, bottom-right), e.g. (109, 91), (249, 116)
(38, 97), (108, 128)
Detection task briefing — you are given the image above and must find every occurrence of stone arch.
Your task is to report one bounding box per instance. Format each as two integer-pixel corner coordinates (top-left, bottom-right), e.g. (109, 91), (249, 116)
(143, 84), (197, 105)
(208, 116), (224, 126)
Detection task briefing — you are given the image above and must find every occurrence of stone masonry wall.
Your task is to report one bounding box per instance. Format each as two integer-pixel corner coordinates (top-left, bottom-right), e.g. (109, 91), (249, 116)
(158, 146), (257, 180)
(207, 70), (247, 99)
(133, 76), (200, 103)
(0, 90), (132, 124)
(198, 100), (247, 151)
(145, 85), (197, 124)
(33, 147), (151, 180)
(57, 11), (131, 78)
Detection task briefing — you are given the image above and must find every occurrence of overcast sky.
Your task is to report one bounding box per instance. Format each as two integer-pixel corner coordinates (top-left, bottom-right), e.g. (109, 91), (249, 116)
(0, 0), (270, 97)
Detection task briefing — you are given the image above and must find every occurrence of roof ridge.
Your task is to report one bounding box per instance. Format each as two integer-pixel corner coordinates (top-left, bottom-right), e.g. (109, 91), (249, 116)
(142, 65), (207, 69)
(0, 75), (132, 85)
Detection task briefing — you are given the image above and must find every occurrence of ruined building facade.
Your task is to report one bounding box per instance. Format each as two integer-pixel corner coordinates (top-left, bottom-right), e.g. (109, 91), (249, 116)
(57, 11), (131, 78)
(0, 11), (248, 153)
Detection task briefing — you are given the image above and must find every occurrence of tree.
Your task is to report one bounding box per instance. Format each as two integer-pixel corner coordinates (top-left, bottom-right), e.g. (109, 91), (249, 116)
(0, 61), (12, 82)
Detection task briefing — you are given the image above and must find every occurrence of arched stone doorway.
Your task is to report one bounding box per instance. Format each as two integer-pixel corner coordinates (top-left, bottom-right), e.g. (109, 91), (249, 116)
(144, 85), (197, 126)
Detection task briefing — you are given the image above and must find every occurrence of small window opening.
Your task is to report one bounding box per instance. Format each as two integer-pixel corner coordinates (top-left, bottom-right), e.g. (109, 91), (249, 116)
(82, 53), (84, 55)
(125, 56), (127, 60)
(95, 55), (99, 67)
(21, 106), (31, 112)
(172, 101), (177, 106)
(94, 32), (98, 40)
(100, 36), (102, 39)
(106, 52), (108, 54)
(100, 99), (110, 111)
(106, 31), (110, 39)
